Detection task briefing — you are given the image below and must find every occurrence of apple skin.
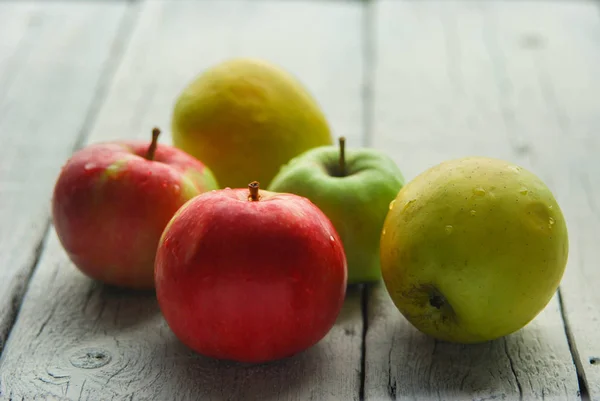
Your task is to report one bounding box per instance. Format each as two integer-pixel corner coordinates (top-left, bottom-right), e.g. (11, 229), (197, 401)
(155, 185), (347, 363)
(267, 145), (404, 283)
(171, 58), (333, 189)
(52, 139), (219, 289)
(380, 157), (569, 343)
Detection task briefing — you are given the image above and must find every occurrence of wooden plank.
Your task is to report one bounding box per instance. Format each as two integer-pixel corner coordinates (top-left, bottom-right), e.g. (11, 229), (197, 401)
(0, 2), (39, 351)
(485, 2), (600, 399)
(0, 2), (36, 102)
(87, 0), (364, 148)
(368, 286), (577, 401)
(0, 1), (365, 400)
(0, 1), (128, 355)
(366, 1), (583, 400)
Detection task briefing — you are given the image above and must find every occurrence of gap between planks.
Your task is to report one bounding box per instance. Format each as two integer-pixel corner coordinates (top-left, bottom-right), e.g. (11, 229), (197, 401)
(0, 1), (366, 400)
(365, 1), (599, 400)
(0, 1), (141, 358)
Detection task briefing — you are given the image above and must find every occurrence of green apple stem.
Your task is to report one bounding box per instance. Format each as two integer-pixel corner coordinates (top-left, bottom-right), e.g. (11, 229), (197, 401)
(145, 127), (161, 160)
(248, 181), (260, 201)
(339, 136), (346, 176)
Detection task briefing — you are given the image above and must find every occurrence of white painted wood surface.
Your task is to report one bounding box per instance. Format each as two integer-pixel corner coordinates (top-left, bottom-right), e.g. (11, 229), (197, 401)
(488, 2), (600, 399)
(87, 0), (364, 148)
(0, 1), (365, 400)
(0, 1), (127, 354)
(1, 0), (599, 400)
(366, 1), (589, 400)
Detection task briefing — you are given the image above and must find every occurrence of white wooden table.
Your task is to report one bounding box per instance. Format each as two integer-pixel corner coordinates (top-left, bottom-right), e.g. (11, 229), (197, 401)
(0, 0), (598, 400)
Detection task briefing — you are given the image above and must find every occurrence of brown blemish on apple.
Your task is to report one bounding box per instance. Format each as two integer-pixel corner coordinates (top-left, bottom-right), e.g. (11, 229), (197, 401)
(402, 284), (457, 322)
(429, 293), (445, 309)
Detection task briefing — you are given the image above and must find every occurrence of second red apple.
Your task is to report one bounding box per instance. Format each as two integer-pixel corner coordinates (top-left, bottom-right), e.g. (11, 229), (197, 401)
(155, 182), (347, 363)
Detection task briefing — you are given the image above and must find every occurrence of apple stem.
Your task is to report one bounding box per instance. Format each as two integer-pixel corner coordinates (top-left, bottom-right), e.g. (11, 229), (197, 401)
(145, 127), (161, 160)
(248, 181), (260, 201)
(339, 136), (346, 176)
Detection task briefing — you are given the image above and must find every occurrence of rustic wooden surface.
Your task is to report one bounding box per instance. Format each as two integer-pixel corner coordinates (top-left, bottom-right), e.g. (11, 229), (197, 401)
(0, 0), (598, 400)
(0, 0), (128, 354)
(0, 1), (365, 400)
(366, 2), (589, 400)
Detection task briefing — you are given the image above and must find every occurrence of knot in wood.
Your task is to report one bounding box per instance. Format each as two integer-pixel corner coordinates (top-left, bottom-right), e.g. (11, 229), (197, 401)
(69, 347), (112, 369)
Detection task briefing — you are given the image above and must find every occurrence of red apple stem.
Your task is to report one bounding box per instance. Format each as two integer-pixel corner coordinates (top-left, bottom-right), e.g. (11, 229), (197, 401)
(145, 127), (161, 160)
(249, 181), (260, 201)
(339, 136), (346, 176)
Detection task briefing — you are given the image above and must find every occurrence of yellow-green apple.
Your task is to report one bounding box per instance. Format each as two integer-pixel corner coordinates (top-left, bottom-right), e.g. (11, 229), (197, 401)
(380, 156), (569, 343)
(171, 57), (333, 189)
(268, 138), (404, 283)
(155, 182), (347, 363)
(52, 128), (218, 289)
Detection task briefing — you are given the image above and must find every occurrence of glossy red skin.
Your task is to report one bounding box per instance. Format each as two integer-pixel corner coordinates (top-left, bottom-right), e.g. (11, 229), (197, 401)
(155, 188), (347, 363)
(52, 140), (217, 289)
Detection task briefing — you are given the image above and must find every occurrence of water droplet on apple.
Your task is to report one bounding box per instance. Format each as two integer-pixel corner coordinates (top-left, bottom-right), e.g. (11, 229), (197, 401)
(84, 162), (96, 171)
(329, 235), (335, 242)
(470, 210), (477, 216)
(173, 184), (180, 192)
(549, 217), (555, 226)
(445, 225), (454, 235)
(389, 200), (396, 210)
(509, 166), (522, 173)
(382, 229), (387, 236)
(473, 187), (486, 196)
(520, 187), (529, 195)
(403, 199), (416, 212)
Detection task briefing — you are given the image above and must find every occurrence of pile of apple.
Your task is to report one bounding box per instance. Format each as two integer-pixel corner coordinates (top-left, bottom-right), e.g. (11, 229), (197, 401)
(52, 58), (569, 364)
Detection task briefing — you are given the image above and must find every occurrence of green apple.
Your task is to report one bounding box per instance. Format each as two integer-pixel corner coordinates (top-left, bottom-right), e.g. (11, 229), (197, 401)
(268, 137), (405, 283)
(380, 156), (569, 343)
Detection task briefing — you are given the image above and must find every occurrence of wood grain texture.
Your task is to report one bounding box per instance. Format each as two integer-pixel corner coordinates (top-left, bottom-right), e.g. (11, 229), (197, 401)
(87, 0), (364, 147)
(0, 1), (365, 400)
(367, 284), (576, 401)
(0, 1), (127, 355)
(366, 1), (583, 400)
(484, 2), (600, 399)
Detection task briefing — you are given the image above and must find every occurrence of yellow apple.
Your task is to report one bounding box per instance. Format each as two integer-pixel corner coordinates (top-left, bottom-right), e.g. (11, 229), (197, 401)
(380, 156), (569, 343)
(171, 58), (333, 189)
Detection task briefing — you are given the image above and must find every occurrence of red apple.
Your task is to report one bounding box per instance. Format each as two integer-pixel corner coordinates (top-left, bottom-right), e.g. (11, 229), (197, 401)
(155, 181), (347, 363)
(52, 128), (219, 289)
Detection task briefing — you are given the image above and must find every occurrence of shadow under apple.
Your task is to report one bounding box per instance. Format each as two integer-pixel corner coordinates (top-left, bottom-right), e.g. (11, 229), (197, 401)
(156, 332), (316, 401)
(144, 291), (364, 400)
(79, 278), (161, 333)
(379, 299), (578, 400)
(57, 269), (363, 400)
